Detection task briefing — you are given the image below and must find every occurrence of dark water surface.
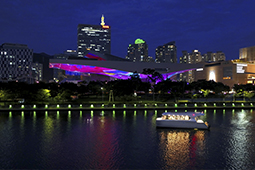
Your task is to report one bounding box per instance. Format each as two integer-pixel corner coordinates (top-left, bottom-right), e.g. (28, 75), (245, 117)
(0, 109), (255, 169)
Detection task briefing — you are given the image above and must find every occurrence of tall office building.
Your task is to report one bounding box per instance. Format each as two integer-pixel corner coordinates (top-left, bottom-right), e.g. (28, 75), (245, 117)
(155, 41), (177, 63)
(77, 15), (111, 58)
(203, 51), (225, 62)
(126, 38), (148, 62)
(179, 50), (202, 82)
(239, 45), (255, 62)
(0, 43), (33, 82)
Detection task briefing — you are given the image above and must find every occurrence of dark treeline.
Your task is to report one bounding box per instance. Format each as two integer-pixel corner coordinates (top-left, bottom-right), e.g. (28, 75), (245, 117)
(1, 75), (255, 104)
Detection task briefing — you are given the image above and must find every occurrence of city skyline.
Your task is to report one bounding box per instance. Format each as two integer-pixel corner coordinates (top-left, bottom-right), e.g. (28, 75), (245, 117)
(0, 0), (255, 60)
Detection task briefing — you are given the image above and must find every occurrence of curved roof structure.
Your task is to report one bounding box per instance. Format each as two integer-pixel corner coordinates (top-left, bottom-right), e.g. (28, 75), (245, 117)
(49, 51), (203, 81)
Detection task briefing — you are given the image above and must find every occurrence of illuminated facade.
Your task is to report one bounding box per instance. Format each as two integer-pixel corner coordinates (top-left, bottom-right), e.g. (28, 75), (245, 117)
(239, 45), (255, 62)
(179, 50), (202, 82)
(202, 51), (225, 62)
(0, 43), (33, 82)
(195, 60), (255, 88)
(126, 38), (148, 62)
(49, 51), (203, 82)
(155, 41), (177, 63)
(77, 15), (111, 58)
(180, 50), (225, 82)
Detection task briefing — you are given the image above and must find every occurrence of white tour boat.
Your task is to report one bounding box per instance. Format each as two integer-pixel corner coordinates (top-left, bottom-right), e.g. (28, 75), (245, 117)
(156, 111), (210, 130)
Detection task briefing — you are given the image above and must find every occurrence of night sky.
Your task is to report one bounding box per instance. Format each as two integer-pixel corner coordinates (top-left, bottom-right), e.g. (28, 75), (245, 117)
(1, 0), (255, 61)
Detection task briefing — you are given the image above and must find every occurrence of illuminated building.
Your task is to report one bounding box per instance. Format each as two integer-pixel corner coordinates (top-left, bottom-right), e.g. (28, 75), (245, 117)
(126, 38), (148, 62)
(155, 41), (177, 63)
(239, 45), (255, 62)
(77, 15), (111, 58)
(180, 50), (225, 82)
(179, 50), (202, 82)
(49, 51), (203, 82)
(195, 60), (255, 88)
(33, 53), (53, 83)
(202, 51), (225, 62)
(0, 43), (33, 82)
(53, 50), (78, 81)
(31, 62), (43, 82)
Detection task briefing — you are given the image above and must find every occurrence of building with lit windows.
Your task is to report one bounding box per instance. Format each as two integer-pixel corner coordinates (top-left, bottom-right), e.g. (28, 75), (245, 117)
(0, 43), (33, 82)
(179, 50), (202, 82)
(195, 60), (255, 88)
(155, 41), (177, 63)
(239, 45), (255, 62)
(202, 51), (225, 62)
(126, 38), (148, 62)
(77, 15), (111, 58)
(179, 50), (226, 82)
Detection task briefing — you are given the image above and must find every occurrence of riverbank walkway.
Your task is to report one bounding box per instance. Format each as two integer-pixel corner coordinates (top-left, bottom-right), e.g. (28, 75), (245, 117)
(0, 100), (254, 111)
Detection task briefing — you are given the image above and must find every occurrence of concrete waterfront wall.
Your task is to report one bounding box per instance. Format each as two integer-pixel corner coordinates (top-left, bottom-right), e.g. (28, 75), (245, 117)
(0, 101), (254, 111)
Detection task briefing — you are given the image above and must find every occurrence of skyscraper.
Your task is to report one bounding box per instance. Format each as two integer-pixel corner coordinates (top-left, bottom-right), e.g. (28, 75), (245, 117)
(77, 15), (111, 58)
(155, 41), (177, 63)
(239, 45), (255, 62)
(202, 51), (225, 62)
(179, 50), (202, 82)
(0, 43), (33, 82)
(126, 38), (148, 62)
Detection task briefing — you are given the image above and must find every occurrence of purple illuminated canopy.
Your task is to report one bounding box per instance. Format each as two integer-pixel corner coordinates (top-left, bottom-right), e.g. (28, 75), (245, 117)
(49, 63), (194, 81)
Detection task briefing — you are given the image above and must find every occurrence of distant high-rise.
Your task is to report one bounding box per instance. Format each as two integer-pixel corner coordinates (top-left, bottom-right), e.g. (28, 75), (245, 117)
(126, 38), (148, 62)
(77, 15), (111, 58)
(239, 45), (255, 62)
(0, 43), (33, 82)
(179, 50), (202, 82)
(203, 51), (225, 62)
(155, 41), (177, 63)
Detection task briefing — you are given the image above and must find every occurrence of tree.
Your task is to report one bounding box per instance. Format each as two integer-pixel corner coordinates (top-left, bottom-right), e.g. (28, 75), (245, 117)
(243, 91), (254, 101)
(36, 89), (51, 102)
(142, 68), (163, 100)
(201, 89), (210, 101)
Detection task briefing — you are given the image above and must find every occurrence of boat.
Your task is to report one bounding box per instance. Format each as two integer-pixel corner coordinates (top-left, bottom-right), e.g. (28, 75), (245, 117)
(156, 111), (210, 130)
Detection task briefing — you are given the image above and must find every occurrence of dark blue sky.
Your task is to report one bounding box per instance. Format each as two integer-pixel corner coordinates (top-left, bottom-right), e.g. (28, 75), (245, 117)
(0, 0), (255, 60)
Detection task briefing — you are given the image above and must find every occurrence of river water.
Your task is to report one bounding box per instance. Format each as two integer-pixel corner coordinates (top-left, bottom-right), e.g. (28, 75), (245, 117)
(0, 109), (254, 169)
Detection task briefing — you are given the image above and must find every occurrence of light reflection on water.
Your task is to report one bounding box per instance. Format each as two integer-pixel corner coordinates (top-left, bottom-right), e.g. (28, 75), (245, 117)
(0, 109), (254, 169)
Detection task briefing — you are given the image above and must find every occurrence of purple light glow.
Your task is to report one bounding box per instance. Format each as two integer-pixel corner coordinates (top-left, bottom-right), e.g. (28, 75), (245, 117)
(49, 63), (193, 81)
